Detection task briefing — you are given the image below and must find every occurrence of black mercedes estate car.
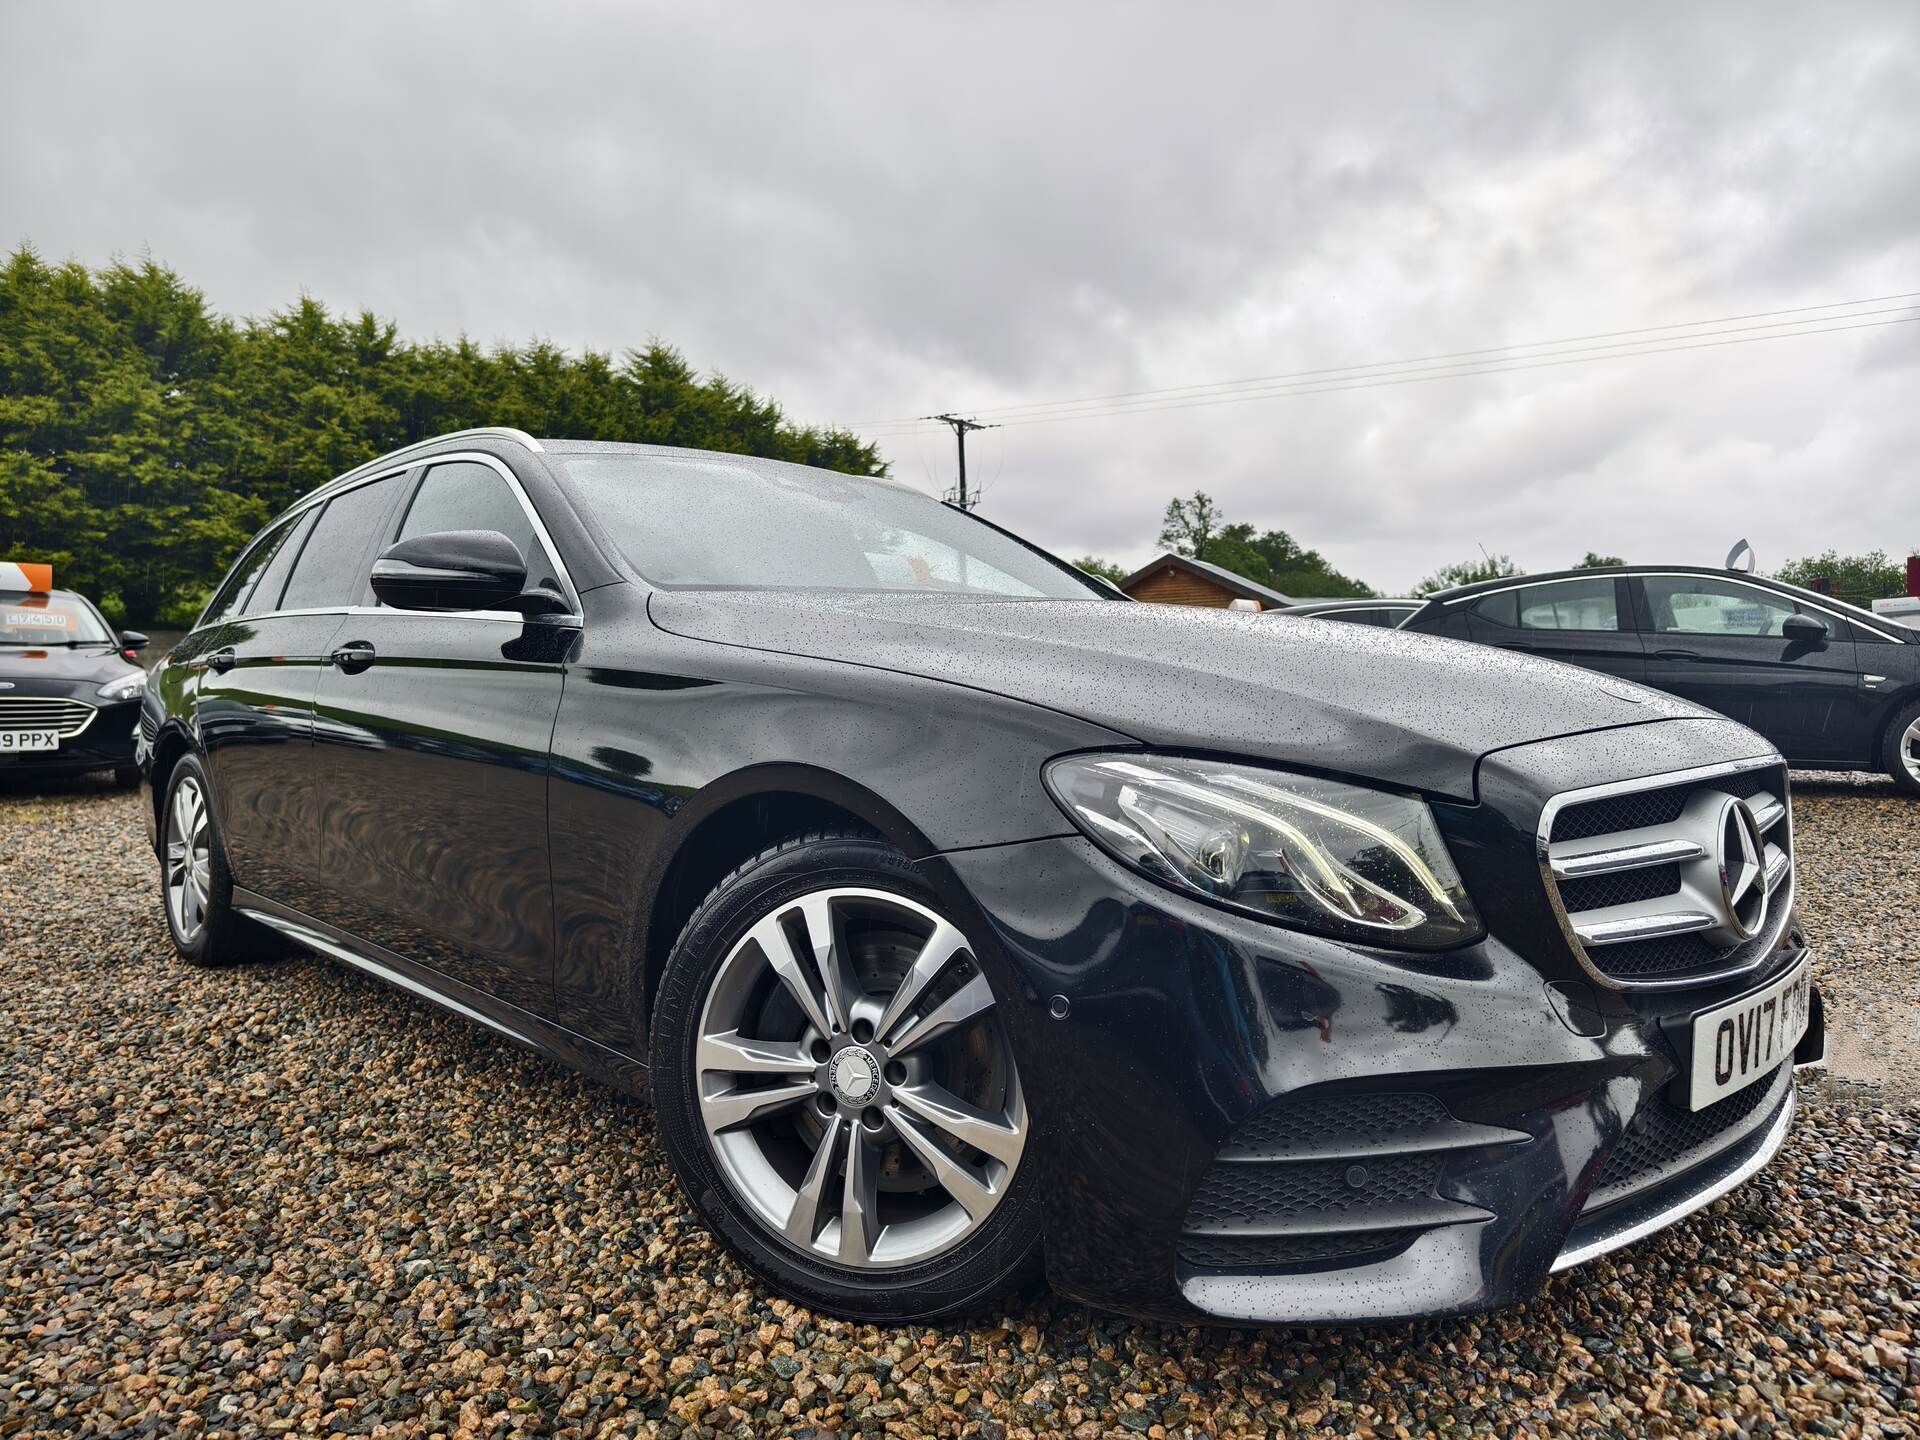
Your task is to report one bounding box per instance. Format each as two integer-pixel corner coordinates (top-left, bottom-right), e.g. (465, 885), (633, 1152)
(1400, 566), (1920, 795)
(140, 429), (1824, 1324)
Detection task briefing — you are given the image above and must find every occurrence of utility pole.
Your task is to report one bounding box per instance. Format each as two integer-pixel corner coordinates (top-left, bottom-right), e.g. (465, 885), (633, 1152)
(924, 414), (997, 510)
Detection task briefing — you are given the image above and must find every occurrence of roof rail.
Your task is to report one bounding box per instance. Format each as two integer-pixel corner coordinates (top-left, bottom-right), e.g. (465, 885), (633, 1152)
(297, 427), (546, 510)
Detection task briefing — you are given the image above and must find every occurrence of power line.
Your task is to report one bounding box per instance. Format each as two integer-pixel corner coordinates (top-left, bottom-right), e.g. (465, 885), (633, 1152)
(860, 309), (1920, 435)
(855, 289), (1920, 433)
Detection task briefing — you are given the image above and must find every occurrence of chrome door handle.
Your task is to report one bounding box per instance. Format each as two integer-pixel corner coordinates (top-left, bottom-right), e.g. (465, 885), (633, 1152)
(206, 647), (236, 673)
(329, 641), (377, 674)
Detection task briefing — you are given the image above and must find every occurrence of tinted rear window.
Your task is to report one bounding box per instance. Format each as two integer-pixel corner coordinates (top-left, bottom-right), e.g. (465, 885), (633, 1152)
(279, 476), (404, 612)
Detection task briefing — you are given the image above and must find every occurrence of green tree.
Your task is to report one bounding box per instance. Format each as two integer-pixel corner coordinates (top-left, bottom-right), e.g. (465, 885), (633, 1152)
(0, 245), (883, 625)
(1213, 523), (1373, 598)
(1072, 555), (1130, 585)
(1773, 549), (1910, 606)
(1413, 553), (1523, 597)
(1154, 491), (1373, 597)
(1574, 551), (1624, 568)
(1158, 491), (1223, 556)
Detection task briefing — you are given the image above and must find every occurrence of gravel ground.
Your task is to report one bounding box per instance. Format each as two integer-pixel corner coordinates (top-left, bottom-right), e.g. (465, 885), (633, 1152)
(2, 778), (1916, 1438)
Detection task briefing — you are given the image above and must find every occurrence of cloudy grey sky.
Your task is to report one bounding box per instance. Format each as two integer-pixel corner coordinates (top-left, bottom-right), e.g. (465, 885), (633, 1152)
(4, 1), (1917, 592)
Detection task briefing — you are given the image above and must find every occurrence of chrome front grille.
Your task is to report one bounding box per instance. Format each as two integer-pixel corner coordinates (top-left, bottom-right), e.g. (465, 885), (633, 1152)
(1539, 759), (1793, 988)
(0, 695), (96, 737)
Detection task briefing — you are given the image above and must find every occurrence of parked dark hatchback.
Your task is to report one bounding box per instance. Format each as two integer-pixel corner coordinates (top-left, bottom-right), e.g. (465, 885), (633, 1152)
(141, 431), (1824, 1324)
(1, 570), (149, 785)
(1400, 566), (1920, 794)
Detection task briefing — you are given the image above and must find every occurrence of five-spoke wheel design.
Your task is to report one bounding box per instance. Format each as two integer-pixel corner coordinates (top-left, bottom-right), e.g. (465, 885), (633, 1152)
(1901, 716), (1920, 787)
(693, 886), (1026, 1270)
(165, 772), (213, 945)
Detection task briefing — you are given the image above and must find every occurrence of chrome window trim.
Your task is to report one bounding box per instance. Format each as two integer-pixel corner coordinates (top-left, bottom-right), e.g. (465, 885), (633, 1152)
(188, 450), (583, 638)
(389, 451), (582, 614)
(293, 427), (544, 515)
(278, 461), (419, 523)
(1535, 754), (1794, 992)
(1447, 571), (1911, 644)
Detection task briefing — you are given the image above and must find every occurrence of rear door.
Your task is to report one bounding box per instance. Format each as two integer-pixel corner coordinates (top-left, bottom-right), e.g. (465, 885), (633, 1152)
(1459, 575), (1647, 682)
(308, 455), (577, 1016)
(1633, 573), (1866, 763)
(198, 472), (410, 914)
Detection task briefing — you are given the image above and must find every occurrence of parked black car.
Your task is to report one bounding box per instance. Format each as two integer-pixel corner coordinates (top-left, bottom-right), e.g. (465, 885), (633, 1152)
(1272, 598), (1420, 627)
(140, 430), (1823, 1324)
(1, 565), (148, 786)
(1400, 566), (1920, 795)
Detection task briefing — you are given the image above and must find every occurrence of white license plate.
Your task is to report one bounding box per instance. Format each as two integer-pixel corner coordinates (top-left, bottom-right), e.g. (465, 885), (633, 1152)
(1688, 958), (1811, 1110)
(0, 729), (60, 753)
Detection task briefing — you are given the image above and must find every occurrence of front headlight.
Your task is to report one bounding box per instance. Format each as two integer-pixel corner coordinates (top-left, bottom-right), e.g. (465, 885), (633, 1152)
(96, 672), (146, 702)
(1044, 753), (1481, 949)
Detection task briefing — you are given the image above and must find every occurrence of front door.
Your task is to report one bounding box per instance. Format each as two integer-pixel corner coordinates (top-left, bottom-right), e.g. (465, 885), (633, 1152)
(1634, 574), (1866, 764)
(308, 456), (577, 1016)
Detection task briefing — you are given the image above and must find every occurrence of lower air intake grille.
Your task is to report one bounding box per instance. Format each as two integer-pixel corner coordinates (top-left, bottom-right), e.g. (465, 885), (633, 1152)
(1222, 1092), (1450, 1153)
(1185, 1155), (1443, 1231)
(1178, 1228), (1421, 1269)
(1586, 1062), (1792, 1211)
(1178, 1091), (1513, 1274)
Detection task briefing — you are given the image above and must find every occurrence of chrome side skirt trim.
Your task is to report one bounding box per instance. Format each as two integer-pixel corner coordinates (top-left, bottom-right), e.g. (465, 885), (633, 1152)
(237, 907), (535, 1048)
(1551, 1084), (1797, 1273)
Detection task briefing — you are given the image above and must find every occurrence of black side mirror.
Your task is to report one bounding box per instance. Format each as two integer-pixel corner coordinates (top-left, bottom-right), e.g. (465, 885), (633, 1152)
(1781, 613), (1829, 644)
(118, 629), (149, 653)
(371, 530), (528, 612)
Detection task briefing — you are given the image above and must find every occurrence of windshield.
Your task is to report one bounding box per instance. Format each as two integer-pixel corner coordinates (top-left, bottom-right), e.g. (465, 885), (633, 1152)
(1, 592), (111, 645)
(555, 450), (1103, 599)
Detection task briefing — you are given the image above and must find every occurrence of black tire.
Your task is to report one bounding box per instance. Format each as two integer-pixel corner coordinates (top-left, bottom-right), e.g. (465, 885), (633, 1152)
(113, 766), (141, 790)
(157, 754), (276, 966)
(1883, 698), (1920, 798)
(649, 831), (1045, 1322)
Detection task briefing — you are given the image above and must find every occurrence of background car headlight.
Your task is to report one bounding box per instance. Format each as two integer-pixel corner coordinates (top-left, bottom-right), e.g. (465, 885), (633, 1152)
(1044, 753), (1482, 949)
(96, 672), (146, 702)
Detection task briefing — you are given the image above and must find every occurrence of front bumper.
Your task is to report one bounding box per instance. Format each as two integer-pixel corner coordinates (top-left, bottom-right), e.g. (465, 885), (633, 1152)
(925, 833), (1822, 1325)
(0, 699), (138, 779)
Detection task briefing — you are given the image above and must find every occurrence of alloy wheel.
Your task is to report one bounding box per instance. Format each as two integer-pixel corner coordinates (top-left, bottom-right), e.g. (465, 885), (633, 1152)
(693, 886), (1027, 1269)
(1903, 718), (1920, 786)
(165, 774), (213, 944)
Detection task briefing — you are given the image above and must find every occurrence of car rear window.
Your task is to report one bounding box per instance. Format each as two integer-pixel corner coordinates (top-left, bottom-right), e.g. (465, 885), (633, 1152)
(279, 476), (404, 612)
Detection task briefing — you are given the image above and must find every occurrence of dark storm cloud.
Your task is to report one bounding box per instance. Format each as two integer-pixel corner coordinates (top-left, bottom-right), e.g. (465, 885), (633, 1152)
(4, 0), (1918, 591)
